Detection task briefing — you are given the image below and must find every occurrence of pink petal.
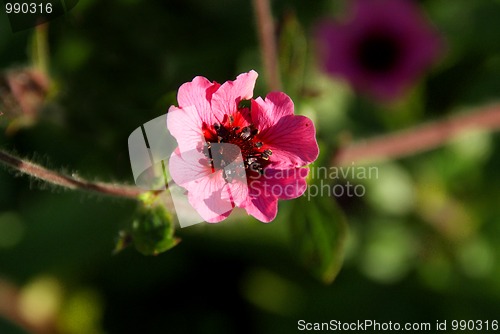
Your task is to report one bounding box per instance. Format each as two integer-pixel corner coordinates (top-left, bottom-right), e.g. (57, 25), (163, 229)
(251, 92), (319, 168)
(166, 105), (205, 153)
(251, 92), (294, 130)
(241, 185), (278, 223)
(177, 76), (210, 117)
(168, 148), (211, 187)
(241, 168), (308, 222)
(169, 149), (236, 223)
(220, 181), (248, 208)
(186, 174), (234, 223)
(219, 148), (249, 207)
(211, 70), (258, 117)
(177, 76), (221, 125)
(260, 115), (319, 169)
(261, 168), (309, 199)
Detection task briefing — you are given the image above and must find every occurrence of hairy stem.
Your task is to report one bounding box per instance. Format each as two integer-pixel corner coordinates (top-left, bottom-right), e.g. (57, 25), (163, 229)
(252, 0), (282, 91)
(333, 103), (500, 166)
(0, 150), (143, 199)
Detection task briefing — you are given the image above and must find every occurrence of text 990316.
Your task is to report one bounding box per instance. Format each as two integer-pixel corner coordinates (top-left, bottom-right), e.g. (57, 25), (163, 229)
(4, 0), (79, 32)
(5, 2), (52, 14)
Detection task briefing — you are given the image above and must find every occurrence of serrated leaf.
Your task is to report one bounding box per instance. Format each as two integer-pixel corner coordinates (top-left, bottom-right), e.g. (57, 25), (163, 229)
(289, 194), (347, 284)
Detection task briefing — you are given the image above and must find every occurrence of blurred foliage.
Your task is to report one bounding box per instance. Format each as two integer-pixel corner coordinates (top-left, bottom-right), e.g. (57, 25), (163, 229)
(289, 145), (347, 284)
(289, 194), (347, 284)
(1, 0), (500, 333)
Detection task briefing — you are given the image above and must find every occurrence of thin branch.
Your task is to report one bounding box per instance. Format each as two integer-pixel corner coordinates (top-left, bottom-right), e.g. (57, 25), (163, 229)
(333, 103), (500, 166)
(0, 150), (143, 199)
(252, 0), (282, 91)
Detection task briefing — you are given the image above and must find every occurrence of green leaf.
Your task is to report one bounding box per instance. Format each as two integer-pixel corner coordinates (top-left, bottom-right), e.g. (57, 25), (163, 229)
(289, 194), (348, 284)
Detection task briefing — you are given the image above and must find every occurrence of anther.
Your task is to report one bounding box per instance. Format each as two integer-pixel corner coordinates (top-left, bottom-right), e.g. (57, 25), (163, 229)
(250, 162), (261, 171)
(247, 157), (258, 164)
(240, 127), (252, 140)
(261, 149), (272, 160)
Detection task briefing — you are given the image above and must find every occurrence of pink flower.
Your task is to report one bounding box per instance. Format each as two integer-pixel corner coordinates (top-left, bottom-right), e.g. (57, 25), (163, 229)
(167, 71), (319, 222)
(315, 0), (442, 102)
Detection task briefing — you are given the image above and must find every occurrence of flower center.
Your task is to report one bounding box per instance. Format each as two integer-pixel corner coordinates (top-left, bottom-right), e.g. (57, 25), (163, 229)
(356, 31), (402, 74)
(202, 113), (272, 182)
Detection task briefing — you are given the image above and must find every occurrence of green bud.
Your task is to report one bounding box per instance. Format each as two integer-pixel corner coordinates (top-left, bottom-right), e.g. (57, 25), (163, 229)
(115, 192), (180, 256)
(131, 203), (180, 256)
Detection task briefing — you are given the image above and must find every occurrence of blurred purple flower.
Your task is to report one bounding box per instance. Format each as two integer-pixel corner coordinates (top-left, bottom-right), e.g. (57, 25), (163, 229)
(316, 0), (442, 101)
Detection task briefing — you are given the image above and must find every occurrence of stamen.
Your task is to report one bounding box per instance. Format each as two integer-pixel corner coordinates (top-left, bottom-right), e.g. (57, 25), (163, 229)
(204, 114), (272, 183)
(240, 127), (252, 140)
(250, 162), (262, 172)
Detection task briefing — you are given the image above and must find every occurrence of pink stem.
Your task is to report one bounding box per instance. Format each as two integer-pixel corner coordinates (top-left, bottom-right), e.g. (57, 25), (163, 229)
(0, 150), (142, 199)
(334, 103), (500, 165)
(253, 0), (282, 91)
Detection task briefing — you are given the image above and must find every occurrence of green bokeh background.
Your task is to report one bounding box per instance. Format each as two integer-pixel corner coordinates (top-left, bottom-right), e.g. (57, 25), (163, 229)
(1, 0), (500, 333)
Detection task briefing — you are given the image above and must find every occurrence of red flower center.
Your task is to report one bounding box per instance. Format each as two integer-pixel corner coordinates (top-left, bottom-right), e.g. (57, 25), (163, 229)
(202, 110), (272, 182)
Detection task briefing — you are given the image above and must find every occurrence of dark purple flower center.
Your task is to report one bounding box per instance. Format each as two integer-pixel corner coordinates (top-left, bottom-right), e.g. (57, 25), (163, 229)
(202, 113), (272, 182)
(355, 31), (402, 74)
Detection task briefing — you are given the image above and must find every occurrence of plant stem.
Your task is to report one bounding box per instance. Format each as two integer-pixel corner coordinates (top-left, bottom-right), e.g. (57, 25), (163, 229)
(333, 103), (500, 166)
(0, 150), (143, 199)
(252, 0), (282, 91)
(32, 23), (49, 74)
